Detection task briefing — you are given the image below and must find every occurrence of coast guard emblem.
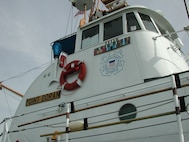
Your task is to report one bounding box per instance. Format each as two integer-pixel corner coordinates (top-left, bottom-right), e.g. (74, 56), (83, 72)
(100, 51), (125, 76)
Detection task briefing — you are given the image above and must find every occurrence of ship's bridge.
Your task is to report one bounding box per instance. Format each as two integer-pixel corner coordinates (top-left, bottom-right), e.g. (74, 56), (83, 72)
(51, 5), (188, 98)
(58, 5), (180, 55)
(74, 5), (180, 53)
(56, 6), (188, 80)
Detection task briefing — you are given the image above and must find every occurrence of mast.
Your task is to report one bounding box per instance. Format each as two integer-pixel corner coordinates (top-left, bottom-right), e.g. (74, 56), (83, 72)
(70, 0), (95, 26)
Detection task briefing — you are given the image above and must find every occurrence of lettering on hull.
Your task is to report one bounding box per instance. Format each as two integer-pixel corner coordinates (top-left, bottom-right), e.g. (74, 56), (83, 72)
(26, 90), (61, 106)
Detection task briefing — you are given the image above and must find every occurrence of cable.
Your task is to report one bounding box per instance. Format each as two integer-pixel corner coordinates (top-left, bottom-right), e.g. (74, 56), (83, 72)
(71, 5), (73, 33)
(1, 104), (59, 123)
(74, 13), (79, 32)
(89, 99), (173, 125)
(0, 61), (51, 83)
(19, 99), (173, 131)
(1, 88), (21, 102)
(65, 5), (73, 36)
(8, 121), (66, 134)
(183, 0), (189, 20)
(0, 119), (5, 125)
(69, 119), (179, 141)
(2, 89), (13, 117)
(9, 119), (33, 142)
(72, 79), (170, 105)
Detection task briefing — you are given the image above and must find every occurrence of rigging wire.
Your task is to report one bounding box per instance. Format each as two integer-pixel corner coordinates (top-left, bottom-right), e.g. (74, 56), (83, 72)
(0, 104), (59, 124)
(74, 13), (79, 32)
(1, 88), (21, 102)
(71, 78), (170, 104)
(0, 61), (52, 124)
(65, 5), (73, 36)
(0, 61), (51, 83)
(1, 92), (173, 125)
(3, 90), (13, 117)
(70, 119), (189, 141)
(15, 87), (179, 128)
(8, 118), (66, 134)
(0, 81), (168, 123)
(84, 99), (173, 125)
(8, 112), (184, 135)
(69, 119), (179, 140)
(183, 0), (189, 20)
(9, 119), (33, 142)
(7, 118), (189, 140)
(71, 5), (73, 33)
(7, 98), (174, 132)
(69, 98), (172, 124)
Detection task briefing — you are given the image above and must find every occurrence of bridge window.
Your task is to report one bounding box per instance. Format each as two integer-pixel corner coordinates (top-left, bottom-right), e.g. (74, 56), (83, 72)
(139, 13), (158, 33)
(82, 25), (99, 49)
(104, 17), (123, 40)
(126, 12), (141, 32)
(53, 34), (76, 55)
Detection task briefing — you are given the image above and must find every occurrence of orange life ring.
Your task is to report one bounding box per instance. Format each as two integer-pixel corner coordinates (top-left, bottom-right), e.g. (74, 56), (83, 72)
(60, 60), (86, 91)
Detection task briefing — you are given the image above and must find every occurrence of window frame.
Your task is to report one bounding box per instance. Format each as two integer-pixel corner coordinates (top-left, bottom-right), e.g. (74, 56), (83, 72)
(103, 16), (123, 41)
(138, 12), (159, 33)
(81, 24), (100, 49)
(126, 12), (142, 33)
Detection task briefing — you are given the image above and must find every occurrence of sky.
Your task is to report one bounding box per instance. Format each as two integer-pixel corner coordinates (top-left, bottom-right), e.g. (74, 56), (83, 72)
(0, 0), (189, 137)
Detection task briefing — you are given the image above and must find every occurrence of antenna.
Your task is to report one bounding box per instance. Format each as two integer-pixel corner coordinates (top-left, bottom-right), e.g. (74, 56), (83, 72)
(183, 0), (189, 20)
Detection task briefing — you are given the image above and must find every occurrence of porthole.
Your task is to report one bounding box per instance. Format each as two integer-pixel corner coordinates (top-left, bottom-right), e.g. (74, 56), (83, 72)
(118, 103), (137, 123)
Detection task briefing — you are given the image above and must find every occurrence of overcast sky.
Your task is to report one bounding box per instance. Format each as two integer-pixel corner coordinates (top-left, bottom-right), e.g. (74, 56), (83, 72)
(0, 0), (189, 137)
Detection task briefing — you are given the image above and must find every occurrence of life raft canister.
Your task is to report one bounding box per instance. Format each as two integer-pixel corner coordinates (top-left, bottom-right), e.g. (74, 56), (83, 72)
(60, 60), (86, 91)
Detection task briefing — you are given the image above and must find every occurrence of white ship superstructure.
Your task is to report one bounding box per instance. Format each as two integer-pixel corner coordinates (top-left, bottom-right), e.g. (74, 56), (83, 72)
(2, 0), (189, 142)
